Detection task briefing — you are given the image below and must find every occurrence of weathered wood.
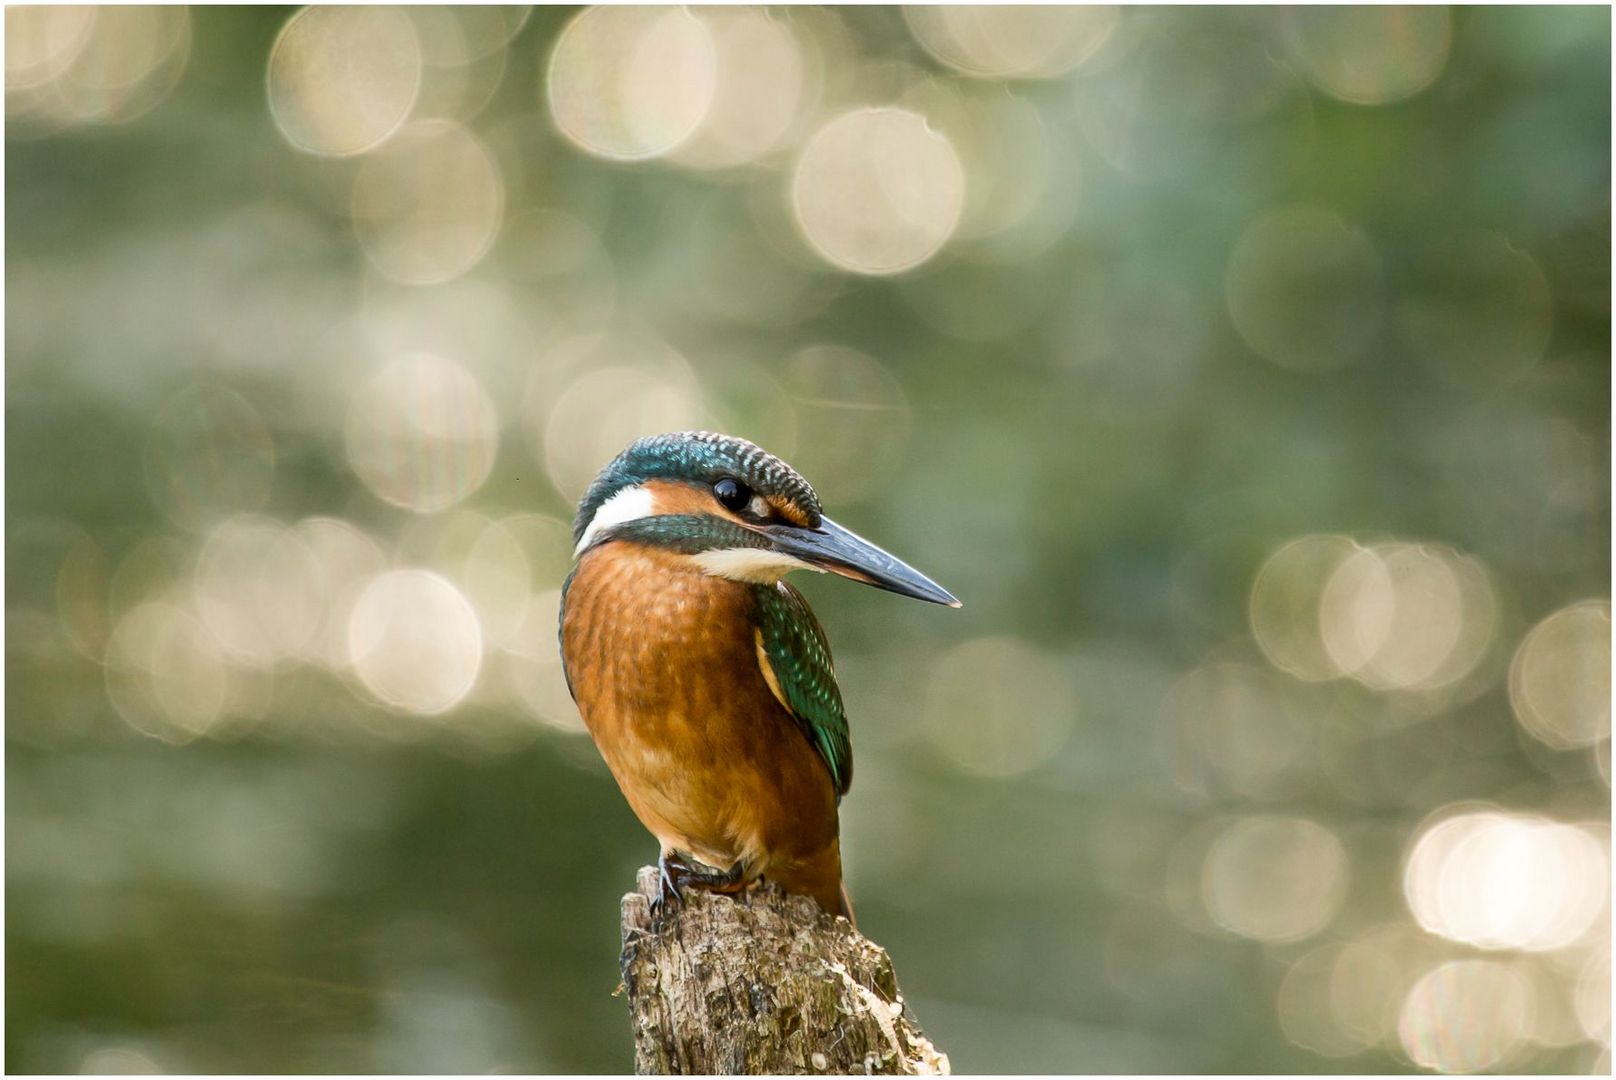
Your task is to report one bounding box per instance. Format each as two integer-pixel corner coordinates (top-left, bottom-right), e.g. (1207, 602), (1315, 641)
(619, 867), (950, 1075)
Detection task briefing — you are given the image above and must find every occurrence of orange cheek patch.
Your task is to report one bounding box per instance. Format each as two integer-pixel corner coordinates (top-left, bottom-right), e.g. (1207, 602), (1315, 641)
(641, 478), (733, 520)
(766, 496), (812, 528)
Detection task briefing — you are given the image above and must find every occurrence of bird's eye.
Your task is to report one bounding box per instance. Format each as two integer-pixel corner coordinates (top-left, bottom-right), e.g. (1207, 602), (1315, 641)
(713, 477), (752, 513)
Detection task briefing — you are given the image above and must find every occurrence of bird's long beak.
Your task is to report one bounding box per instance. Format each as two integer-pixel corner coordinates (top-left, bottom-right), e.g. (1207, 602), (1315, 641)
(760, 515), (961, 607)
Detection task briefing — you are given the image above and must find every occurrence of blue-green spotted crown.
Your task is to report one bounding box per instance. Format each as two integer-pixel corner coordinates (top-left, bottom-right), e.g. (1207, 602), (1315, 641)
(572, 431), (822, 545)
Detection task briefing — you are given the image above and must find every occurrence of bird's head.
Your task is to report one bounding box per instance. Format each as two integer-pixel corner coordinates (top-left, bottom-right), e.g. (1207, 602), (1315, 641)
(572, 431), (959, 606)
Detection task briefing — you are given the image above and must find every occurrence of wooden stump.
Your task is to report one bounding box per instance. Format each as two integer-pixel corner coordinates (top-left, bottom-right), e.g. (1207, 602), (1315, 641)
(618, 867), (950, 1075)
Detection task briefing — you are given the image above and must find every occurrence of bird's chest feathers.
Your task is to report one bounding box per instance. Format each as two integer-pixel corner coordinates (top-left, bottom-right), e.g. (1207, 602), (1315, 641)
(564, 543), (760, 746)
(564, 542), (833, 864)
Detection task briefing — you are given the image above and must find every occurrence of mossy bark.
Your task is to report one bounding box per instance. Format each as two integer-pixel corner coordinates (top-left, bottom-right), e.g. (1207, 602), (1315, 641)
(618, 867), (950, 1075)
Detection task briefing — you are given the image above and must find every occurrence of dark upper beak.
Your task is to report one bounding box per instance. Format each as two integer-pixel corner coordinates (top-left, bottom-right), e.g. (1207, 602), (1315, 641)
(759, 515), (961, 607)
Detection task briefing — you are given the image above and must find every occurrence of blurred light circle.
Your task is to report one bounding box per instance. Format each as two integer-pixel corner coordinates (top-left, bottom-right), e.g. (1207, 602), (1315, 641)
(1318, 542), (1495, 692)
(8, 517), (101, 673)
(1226, 205), (1384, 372)
(46, 4), (190, 124)
(1398, 960), (1532, 1073)
(1420, 549), (1500, 693)
(903, 6), (1118, 79)
(358, 278), (539, 410)
(411, 42), (507, 130)
(541, 365), (707, 503)
(5, 6), (97, 91)
(521, 329), (704, 489)
(462, 518), (533, 648)
(546, 6), (717, 161)
(1575, 949), (1610, 1045)
(504, 589), (586, 734)
(345, 353), (500, 513)
(1398, 232), (1554, 390)
(7, 5), (191, 128)
(778, 345), (911, 504)
(195, 515), (324, 667)
(976, 121), (1085, 263)
(267, 5), (422, 157)
(523, 326), (688, 439)
(1277, 945), (1375, 1058)
(1317, 548), (1393, 680)
(1164, 661), (1308, 800)
(1403, 810), (1609, 952)
(1327, 938), (1405, 1049)
(79, 1048), (162, 1075)
(144, 384), (276, 533)
(671, 9), (808, 169)
(404, 7), (524, 124)
(351, 119), (504, 286)
(921, 636), (1078, 779)
(104, 601), (231, 743)
(1285, 7), (1452, 106)
(1164, 819), (1226, 935)
(789, 8), (887, 108)
(410, 6), (529, 68)
(292, 517), (389, 668)
(1509, 600), (1611, 750)
(792, 107), (965, 275)
(1086, 805), (1180, 902)
(1250, 534), (1362, 681)
(461, 6), (532, 57)
(900, 80), (1052, 242)
(1201, 815), (1348, 943)
(1519, 955), (1591, 1049)
(348, 570), (483, 714)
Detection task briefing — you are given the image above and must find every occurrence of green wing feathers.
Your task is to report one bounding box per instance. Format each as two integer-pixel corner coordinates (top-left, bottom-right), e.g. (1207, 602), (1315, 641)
(754, 583), (852, 796)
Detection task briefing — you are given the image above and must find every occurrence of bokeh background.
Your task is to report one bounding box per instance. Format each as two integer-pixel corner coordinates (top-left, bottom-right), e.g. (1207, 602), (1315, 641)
(6, 4), (1611, 1073)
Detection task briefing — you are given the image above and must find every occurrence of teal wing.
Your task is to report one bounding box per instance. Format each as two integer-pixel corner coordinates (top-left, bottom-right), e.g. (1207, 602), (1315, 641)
(753, 582), (852, 797)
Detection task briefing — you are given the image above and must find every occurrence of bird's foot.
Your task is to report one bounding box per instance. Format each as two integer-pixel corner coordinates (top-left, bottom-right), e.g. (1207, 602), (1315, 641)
(652, 851), (750, 916)
(650, 853), (684, 916)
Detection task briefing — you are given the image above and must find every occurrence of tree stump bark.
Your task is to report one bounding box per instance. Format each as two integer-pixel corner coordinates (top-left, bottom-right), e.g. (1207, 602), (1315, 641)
(618, 867), (950, 1075)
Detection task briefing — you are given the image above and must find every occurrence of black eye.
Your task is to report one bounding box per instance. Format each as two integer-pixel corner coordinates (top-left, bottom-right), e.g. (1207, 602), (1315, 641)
(713, 477), (752, 512)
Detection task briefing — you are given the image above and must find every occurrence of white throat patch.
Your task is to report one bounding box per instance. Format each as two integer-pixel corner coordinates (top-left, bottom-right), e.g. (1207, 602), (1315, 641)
(691, 547), (821, 585)
(574, 484), (655, 555)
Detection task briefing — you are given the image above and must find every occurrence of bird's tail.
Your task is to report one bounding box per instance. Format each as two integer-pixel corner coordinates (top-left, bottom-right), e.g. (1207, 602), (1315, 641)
(774, 838), (854, 926)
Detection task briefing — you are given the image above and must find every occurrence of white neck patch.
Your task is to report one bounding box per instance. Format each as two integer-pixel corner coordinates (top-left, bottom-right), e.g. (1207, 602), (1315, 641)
(691, 547), (821, 585)
(574, 484), (655, 555)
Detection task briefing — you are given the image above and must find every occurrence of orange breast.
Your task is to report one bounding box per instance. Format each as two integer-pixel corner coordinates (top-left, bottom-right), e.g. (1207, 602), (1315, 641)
(560, 541), (839, 876)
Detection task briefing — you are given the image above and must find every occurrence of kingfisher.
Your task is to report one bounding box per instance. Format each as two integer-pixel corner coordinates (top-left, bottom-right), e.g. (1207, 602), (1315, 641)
(559, 431), (958, 920)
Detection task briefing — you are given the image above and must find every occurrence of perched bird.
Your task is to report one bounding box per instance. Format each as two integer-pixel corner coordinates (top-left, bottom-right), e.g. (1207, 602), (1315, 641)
(559, 431), (958, 920)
